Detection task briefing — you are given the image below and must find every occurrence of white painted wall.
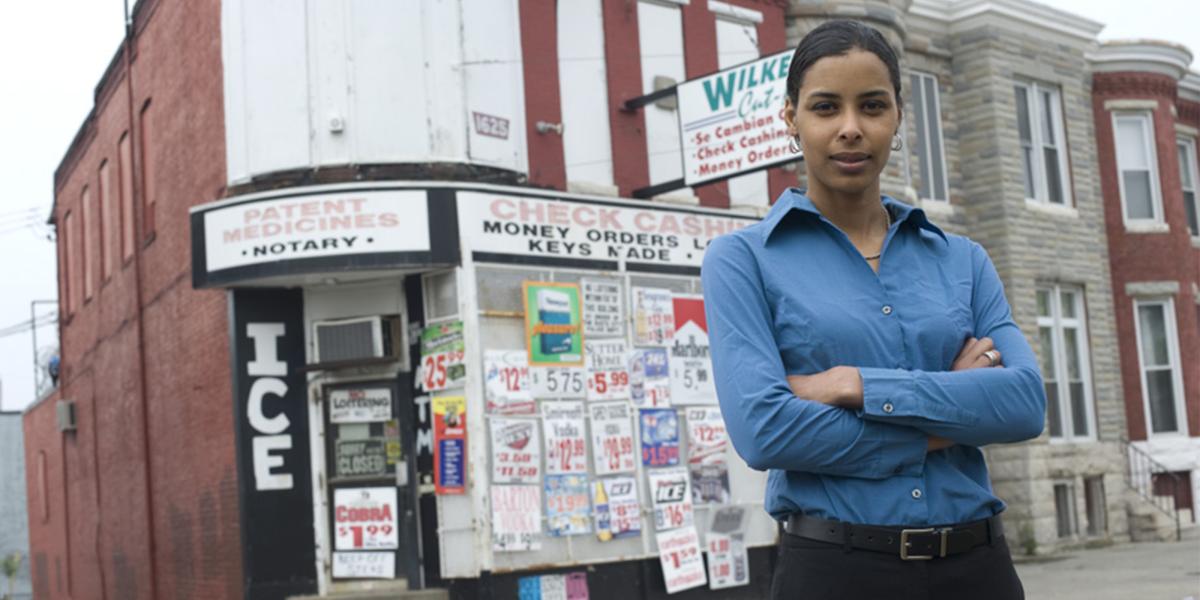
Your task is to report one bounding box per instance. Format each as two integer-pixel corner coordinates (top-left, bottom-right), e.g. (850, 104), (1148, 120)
(637, 1), (687, 188)
(222, 0), (528, 184)
(716, 15), (770, 207)
(558, 0), (615, 188)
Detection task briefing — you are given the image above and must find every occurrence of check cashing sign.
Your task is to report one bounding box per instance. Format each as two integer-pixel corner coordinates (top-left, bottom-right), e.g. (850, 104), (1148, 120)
(676, 50), (796, 186)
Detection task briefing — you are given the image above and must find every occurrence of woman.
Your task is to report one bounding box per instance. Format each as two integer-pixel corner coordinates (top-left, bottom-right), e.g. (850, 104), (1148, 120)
(701, 20), (1045, 599)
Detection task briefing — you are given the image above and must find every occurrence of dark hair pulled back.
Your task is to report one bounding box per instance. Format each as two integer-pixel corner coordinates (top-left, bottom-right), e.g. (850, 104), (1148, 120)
(785, 20), (903, 108)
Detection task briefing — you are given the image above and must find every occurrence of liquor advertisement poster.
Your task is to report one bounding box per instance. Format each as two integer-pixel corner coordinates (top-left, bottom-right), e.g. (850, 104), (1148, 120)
(648, 468), (694, 531)
(706, 532), (749, 589)
(589, 402), (636, 475)
(686, 407), (730, 504)
(669, 295), (717, 405)
(420, 321), (466, 392)
(632, 287), (675, 346)
(432, 395), (467, 494)
(485, 350), (536, 415)
(491, 485), (543, 552)
(592, 476), (642, 541)
(656, 526), (707, 594)
(543, 401), (588, 474)
(490, 417), (541, 484)
(545, 474), (592, 536)
(629, 348), (671, 408)
(584, 339), (631, 401)
(640, 408), (680, 467)
(333, 487), (399, 550)
(523, 281), (584, 367)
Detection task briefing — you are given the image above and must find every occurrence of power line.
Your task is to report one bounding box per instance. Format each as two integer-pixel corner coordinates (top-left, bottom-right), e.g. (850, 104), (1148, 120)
(0, 313), (58, 339)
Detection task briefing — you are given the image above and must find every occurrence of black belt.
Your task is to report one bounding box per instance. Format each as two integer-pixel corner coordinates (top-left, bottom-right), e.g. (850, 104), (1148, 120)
(784, 514), (1003, 560)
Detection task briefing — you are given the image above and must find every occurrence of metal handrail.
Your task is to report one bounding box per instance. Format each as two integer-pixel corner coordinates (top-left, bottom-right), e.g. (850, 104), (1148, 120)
(1119, 437), (1182, 542)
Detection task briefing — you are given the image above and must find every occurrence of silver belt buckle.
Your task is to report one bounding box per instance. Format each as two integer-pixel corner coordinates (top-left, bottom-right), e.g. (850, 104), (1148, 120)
(899, 528), (949, 560)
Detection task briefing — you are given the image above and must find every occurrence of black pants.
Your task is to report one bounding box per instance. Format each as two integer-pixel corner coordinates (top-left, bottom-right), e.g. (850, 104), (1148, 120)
(770, 532), (1025, 599)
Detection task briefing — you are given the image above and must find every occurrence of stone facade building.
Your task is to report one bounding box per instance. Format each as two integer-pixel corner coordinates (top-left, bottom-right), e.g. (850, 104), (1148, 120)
(1, 412), (32, 600)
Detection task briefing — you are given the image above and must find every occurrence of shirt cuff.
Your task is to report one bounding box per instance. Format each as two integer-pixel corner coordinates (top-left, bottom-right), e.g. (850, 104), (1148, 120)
(859, 367), (916, 419)
(872, 421), (927, 478)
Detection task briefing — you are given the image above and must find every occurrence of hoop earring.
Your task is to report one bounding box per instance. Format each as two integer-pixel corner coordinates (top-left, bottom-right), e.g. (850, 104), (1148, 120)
(891, 134), (903, 151)
(789, 136), (802, 154)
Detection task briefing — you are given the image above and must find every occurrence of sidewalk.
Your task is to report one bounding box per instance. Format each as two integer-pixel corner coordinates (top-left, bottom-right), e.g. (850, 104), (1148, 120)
(1015, 538), (1200, 600)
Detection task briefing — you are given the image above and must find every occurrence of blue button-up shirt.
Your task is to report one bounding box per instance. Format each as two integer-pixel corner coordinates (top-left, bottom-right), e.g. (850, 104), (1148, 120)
(701, 189), (1045, 527)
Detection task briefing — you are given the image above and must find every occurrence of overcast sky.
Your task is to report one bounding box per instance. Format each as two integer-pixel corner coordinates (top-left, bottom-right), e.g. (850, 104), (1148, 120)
(0, 0), (1197, 411)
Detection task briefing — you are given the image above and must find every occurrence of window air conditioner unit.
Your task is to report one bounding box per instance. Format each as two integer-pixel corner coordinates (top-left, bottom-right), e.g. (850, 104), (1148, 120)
(56, 399), (76, 432)
(313, 315), (404, 365)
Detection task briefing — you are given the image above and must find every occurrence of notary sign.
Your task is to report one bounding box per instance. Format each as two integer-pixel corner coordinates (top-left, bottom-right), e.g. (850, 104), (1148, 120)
(676, 49), (795, 186)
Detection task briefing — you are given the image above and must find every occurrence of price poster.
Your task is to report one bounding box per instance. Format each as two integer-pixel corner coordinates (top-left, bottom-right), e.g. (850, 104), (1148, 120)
(592, 476), (642, 542)
(582, 277), (624, 338)
(433, 396), (467, 494)
(334, 487), (399, 550)
(669, 295), (717, 405)
(629, 348), (671, 408)
(490, 418), (541, 484)
(632, 287), (675, 346)
(545, 474), (592, 536)
(686, 408), (730, 505)
(656, 526), (707, 594)
(584, 339), (630, 401)
(518, 572), (590, 600)
(329, 387), (392, 423)
(706, 532), (749, 589)
(640, 408), (680, 467)
(590, 402), (636, 475)
(523, 281), (584, 367)
(332, 551), (395, 579)
(543, 401), (588, 474)
(491, 485), (543, 551)
(420, 321), (466, 392)
(529, 365), (587, 399)
(485, 350), (536, 415)
(649, 468), (694, 531)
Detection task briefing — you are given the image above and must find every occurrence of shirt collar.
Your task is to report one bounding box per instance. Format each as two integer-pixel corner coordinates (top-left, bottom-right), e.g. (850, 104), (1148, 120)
(760, 188), (947, 245)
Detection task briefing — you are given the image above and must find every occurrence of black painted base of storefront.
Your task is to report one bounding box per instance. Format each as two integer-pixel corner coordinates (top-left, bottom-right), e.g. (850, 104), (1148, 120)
(443, 546), (776, 599)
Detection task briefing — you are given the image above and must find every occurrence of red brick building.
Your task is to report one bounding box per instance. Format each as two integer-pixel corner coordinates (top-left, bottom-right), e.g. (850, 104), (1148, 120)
(1092, 41), (1200, 520)
(25, 1), (793, 599)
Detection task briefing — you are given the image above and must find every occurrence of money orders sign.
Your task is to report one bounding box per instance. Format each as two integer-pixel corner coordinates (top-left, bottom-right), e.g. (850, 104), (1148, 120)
(676, 49), (795, 186)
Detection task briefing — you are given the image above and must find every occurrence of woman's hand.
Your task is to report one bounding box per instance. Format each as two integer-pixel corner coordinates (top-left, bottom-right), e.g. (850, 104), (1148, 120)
(952, 336), (1003, 370)
(785, 366), (862, 408)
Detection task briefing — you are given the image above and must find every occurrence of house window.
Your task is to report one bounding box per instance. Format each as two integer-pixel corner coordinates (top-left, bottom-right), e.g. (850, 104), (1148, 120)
(1036, 286), (1095, 440)
(910, 71), (949, 202)
(423, 270), (459, 323)
(1177, 137), (1199, 237)
(99, 159), (114, 280)
(1014, 81), (1071, 205)
(557, 0), (614, 188)
(1084, 475), (1107, 536)
(1113, 112), (1163, 225)
(119, 131), (135, 261)
(1054, 482), (1078, 538)
(62, 210), (74, 316)
(81, 186), (94, 301)
(139, 99), (156, 238)
(1133, 298), (1187, 435)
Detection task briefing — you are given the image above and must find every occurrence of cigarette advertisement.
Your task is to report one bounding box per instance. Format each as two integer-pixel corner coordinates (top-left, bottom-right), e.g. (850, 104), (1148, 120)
(523, 282), (584, 367)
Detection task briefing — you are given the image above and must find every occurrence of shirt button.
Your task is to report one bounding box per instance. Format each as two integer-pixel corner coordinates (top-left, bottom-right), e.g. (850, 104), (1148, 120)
(882, 403), (894, 414)
(881, 305), (893, 315)
(911, 488), (923, 499)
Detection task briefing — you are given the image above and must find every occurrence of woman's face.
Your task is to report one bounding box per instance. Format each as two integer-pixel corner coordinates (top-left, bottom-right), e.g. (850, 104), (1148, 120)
(783, 49), (901, 199)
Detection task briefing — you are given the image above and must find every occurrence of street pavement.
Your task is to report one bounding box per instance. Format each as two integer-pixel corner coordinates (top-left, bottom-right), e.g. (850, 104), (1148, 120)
(1015, 538), (1200, 600)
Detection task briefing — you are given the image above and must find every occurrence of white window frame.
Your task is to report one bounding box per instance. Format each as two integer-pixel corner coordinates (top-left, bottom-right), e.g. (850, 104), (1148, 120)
(1131, 297), (1188, 438)
(1014, 80), (1073, 207)
(1112, 111), (1165, 228)
(422, 269), (461, 324)
(1177, 136), (1200, 239)
(1037, 285), (1097, 442)
(910, 71), (950, 203)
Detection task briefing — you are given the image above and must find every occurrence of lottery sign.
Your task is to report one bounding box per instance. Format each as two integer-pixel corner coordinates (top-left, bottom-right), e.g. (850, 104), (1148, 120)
(433, 396), (467, 494)
(589, 402), (636, 475)
(543, 401), (588, 474)
(485, 350), (536, 414)
(334, 487), (399, 550)
(490, 418), (541, 484)
(640, 408), (680, 467)
(584, 339), (630, 401)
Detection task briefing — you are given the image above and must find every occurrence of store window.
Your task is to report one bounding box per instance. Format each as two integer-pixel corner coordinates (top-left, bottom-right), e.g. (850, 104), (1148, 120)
(911, 71), (949, 202)
(1133, 298), (1187, 435)
(1054, 482), (1078, 538)
(1177, 137), (1199, 237)
(423, 270), (459, 322)
(1113, 112), (1163, 226)
(1015, 81), (1071, 206)
(1036, 286), (1095, 440)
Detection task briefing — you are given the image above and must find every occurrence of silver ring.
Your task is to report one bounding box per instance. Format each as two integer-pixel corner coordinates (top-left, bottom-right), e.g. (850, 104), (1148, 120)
(983, 350), (999, 367)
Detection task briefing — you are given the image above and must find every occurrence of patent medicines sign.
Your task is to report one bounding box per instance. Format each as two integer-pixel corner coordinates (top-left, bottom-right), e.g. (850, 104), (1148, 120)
(677, 50), (795, 185)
